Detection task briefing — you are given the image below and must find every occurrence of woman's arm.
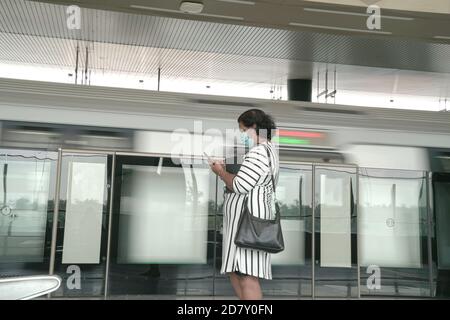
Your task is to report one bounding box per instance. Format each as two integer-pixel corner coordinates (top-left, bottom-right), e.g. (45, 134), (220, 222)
(209, 146), (269, 194)
(210, 162), (235, 190)
(218, 170), (236, 191)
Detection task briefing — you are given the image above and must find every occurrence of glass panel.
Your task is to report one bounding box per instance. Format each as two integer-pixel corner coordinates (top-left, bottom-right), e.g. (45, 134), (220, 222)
(432, 173), (450, 297)
(108, 156), (215, 297)
(358, 168), (430, 297)
(215, 164), (312, 297)
(52, 153), (110, 297)
(117, 164), (208, 264)
(212, 176), (232, 296)
(214, 164), (313, 297)
(314, 166), (358, 298)
(266, 164), (313, 297)
(62, 161), (106, 264)
(319, 173), (351, 268)
(0, 149), (56, 277)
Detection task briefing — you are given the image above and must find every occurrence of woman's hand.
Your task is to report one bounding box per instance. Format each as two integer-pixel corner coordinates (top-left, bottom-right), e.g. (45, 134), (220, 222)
(209, 159), (225, 176)
(208, 159), (235, 191)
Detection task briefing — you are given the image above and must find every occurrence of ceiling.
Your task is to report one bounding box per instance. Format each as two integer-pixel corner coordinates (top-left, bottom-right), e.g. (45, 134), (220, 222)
(0, 0), (448, 72)
(27, 0), (450, 42)
(0, 0), (449, 105)
(1, 32), (449, 99)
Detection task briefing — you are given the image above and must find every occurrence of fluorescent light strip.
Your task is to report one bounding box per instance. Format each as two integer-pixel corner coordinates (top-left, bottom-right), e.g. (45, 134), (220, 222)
(434, 35), (450, 40)
(304, 7), (414, 20)
(130, 5), (244, 20)
(196, 12), (244, 20)
(217, 0), (256, 5)
(289, 22), (392, 34)
(130, 5), (181, 13)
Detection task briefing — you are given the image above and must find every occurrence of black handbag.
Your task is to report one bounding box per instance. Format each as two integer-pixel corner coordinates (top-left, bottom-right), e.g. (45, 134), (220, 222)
(234, 144), (285, 254)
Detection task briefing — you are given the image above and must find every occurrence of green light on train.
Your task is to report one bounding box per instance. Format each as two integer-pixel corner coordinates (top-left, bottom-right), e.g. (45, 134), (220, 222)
(273, 136), (310, 145)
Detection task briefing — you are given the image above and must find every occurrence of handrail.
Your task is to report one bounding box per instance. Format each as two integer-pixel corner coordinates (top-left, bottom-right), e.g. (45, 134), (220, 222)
(0, 275), (62, 300)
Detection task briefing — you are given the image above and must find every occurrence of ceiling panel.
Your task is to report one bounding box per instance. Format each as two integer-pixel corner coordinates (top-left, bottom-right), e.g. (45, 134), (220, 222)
(0, 0), (449, 73)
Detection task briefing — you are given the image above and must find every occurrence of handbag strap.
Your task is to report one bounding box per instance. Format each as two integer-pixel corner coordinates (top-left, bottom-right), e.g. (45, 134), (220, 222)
(261, 142), (276, 196)
(243, 142), (279, 221)
(261, 143), (281, 221)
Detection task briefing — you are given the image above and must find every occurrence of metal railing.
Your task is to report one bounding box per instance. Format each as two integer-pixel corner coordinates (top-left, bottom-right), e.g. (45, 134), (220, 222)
(0, 275), (62, 300)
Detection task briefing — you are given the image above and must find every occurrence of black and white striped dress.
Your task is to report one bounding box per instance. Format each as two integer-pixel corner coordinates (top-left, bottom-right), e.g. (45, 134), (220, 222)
(220, 141), (279, 280)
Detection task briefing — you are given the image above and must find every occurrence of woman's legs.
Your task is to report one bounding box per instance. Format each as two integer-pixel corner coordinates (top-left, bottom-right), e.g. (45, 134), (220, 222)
(229, 272), (243, 299)
(239, 274), (262, 300)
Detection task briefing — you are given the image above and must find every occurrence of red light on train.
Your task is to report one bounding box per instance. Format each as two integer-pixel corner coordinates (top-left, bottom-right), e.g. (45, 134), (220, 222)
(278, 129), (325, 139)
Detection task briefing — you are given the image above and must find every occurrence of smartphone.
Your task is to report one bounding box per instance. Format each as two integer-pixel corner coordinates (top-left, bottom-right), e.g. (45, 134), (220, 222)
(203, 152), (212, 162)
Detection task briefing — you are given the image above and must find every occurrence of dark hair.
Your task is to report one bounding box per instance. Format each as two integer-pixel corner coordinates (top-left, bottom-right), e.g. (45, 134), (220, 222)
(237, 109), (276, 140)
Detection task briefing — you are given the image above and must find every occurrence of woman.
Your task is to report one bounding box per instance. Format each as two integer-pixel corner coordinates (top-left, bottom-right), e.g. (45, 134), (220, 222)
(209, 109), (279, 300)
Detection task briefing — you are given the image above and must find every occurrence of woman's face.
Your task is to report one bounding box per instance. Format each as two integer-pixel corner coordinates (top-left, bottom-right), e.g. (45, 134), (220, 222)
(238, 122), (257, 142)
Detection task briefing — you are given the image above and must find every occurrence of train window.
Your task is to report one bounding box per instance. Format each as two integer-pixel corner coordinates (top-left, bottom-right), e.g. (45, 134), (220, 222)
(116, 161), (210, 264)
(437, 156), (450, 172)
(358, 169), (427, 268)
(358, 168), (430, 296)
(434, 176), (450, 269)
(432, 173), (450, 298)
(429, 149), (450, 173)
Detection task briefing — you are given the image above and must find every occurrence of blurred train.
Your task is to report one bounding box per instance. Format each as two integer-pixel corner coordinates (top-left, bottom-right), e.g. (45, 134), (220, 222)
(1, 77), (450, 297)
(0, 77), (450, 171)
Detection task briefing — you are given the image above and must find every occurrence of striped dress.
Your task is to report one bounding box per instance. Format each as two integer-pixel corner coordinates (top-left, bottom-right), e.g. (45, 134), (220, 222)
(220, 141), (279, 280)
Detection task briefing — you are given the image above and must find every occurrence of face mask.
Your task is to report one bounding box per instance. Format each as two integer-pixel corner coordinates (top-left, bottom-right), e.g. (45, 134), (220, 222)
(240, 131), (254, 148)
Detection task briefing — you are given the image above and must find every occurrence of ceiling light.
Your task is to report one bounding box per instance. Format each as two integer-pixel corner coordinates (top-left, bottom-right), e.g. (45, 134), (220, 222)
(217, 0), (256, 5)
(130, 4), (244, 20)
(180, 1), (204, 14)
(304, 7), (414, 20)
(434, 35), (450, 40)
(196, 12), (244, 20)
(130, 5), (182, 13)
(289, 22), (392, 34)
